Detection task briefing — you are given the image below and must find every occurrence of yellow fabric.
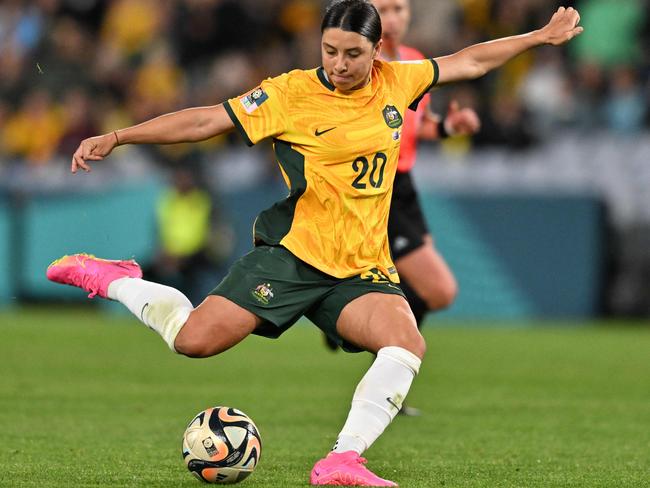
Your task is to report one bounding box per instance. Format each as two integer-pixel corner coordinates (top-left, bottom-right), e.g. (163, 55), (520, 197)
(226, 59), (436, 282)
(157, 189), (211, 257)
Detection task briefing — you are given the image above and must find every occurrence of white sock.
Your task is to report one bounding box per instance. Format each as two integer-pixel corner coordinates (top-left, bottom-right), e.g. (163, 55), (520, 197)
(333, 346), (421, 455)
(107, 278), (193, 352)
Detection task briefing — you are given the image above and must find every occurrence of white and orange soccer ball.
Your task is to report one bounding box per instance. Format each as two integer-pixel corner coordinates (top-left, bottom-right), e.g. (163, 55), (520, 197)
(182, 407), (262, 484)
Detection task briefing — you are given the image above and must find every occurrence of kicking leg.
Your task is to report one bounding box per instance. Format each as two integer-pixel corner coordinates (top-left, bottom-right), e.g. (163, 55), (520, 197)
(47, 254), (260, 356)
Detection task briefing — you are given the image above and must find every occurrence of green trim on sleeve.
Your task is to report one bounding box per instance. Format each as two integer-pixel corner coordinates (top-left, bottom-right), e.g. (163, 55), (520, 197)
(431, 58), (440, 86)
(223, 100), (254, 147)
(408, 58), (439, 111)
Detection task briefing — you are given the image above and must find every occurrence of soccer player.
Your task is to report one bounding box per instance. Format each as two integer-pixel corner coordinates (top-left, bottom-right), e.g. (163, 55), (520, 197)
(48, 1), (582, 485)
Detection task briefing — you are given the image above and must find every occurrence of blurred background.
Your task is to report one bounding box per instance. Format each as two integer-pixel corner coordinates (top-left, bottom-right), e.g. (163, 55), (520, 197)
(0, 0), (648, 319)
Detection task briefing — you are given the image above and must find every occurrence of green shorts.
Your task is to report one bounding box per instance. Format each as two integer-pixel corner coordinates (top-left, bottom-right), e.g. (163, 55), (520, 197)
(210, 245), (404, 352)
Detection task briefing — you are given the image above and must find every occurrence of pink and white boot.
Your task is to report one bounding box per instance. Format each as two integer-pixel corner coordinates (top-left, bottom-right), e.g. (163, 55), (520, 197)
(47, 253), (142, 299)
(310, 451), (397, 486)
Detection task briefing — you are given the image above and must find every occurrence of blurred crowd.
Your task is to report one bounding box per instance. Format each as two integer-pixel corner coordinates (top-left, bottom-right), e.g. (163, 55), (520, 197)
(0, 0), (648, 167)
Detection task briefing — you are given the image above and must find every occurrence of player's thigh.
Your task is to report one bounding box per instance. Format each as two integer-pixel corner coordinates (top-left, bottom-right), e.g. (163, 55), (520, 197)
(395, 235), (457, 302)
(177, 245), (325, 356)
(306, 274), (405, 353)
(336, 292), (425, 359)
(176, 295), (262, 357)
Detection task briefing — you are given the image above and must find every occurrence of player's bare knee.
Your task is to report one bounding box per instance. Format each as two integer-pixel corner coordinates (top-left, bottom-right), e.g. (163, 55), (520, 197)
(174, 333), (208, 358)
(407, 330), (426, 359)
(393, 332), (426, 360)
(381, 326), (426, 359)
(173, 323), (218, 358)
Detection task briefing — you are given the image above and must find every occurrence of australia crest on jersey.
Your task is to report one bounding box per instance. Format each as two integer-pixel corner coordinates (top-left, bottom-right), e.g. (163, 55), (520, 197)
(382, 105), (403, 129)
(240, 87), (269, 113)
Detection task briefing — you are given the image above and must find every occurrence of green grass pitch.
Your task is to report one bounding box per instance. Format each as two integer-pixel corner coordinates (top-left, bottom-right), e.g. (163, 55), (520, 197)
(1, 307), (649, 487)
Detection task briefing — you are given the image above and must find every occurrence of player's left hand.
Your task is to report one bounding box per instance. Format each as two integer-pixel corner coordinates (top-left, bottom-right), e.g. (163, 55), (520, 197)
(444, 100), (481, 136)
(538, 6), (583, 46)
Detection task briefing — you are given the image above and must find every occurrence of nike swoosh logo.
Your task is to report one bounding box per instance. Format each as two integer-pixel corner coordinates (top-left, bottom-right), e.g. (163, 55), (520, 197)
(140, 302), (150, 322)
(315, 127), (336, 136)
(386, 397), (401, 411)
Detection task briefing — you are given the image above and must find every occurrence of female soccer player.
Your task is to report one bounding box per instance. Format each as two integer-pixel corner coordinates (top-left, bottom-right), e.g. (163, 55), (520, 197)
(48, 1), (582, 485)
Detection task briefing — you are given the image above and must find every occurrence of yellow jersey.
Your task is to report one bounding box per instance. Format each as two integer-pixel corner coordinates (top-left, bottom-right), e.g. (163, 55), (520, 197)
(224, 59), (438, 282)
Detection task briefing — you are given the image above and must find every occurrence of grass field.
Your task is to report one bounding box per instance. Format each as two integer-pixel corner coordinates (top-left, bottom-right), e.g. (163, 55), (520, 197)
(1, 307), (649, 487)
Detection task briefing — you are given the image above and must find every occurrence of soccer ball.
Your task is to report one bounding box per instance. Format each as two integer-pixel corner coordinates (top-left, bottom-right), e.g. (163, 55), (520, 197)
(182, 406), (262, 484)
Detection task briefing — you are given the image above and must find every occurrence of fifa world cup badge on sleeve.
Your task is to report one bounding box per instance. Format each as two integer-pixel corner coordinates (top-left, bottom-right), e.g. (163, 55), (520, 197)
(240, 87), (269, 114)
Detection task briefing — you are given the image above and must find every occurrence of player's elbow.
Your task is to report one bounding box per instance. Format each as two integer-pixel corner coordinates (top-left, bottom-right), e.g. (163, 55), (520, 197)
(466, 60), (488, 80)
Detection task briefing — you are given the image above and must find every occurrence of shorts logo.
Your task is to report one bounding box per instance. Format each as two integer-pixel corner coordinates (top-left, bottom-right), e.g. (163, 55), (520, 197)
(240, 87), (269, 113)
(251, 282), (274, 304)
(382, 105), (403, 129)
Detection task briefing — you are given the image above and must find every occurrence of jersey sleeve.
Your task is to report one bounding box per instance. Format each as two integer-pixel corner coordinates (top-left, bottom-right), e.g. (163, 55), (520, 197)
(223, 75), (289, 146)
(391, 59), (439, 112)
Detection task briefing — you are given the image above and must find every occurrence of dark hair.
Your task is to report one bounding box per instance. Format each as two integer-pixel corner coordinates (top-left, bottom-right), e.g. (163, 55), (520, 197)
(321, 0), (382, 45)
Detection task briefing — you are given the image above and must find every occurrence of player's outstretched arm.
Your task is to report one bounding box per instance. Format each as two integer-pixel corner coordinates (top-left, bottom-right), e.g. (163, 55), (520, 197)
(71, 104), (235, 173)
(435, 6), (582, 85)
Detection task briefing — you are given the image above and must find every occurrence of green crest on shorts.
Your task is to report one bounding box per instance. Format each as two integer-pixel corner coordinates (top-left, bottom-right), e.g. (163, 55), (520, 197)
(251, 283), (275, 305)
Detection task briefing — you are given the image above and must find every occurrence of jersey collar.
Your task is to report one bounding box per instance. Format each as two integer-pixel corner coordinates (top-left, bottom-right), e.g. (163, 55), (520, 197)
(317, 67), (336, 91)
(316, 65), (378, 97)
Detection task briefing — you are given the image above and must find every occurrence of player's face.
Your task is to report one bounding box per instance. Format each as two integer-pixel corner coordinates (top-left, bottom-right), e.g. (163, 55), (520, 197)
(372, 0), (410, 48)
(321, 28), (382, 92)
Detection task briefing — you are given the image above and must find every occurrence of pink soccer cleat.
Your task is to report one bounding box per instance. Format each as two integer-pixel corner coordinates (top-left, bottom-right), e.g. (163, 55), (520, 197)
(310, 451), (397, 486)
(47, 253), (142, 299)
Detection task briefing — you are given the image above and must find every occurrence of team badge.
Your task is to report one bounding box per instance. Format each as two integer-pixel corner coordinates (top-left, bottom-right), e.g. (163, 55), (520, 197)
(240, 87), (269, 113)
(382, 105), (403, 129)
(251, 282), (275, 304)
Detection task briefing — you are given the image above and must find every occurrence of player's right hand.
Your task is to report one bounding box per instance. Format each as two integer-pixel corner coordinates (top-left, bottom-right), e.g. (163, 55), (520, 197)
(71, 132), (118, 174)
